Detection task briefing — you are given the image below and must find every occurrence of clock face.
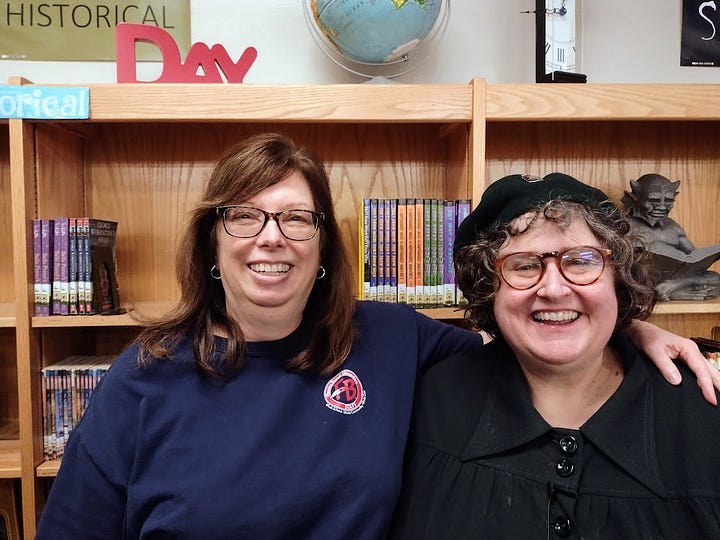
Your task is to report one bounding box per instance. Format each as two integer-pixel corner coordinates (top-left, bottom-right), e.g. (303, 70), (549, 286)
(545, 0), (576, 73)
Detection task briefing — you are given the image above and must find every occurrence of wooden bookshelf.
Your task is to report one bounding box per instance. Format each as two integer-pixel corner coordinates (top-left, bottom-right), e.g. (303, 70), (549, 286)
(6, 80), (720, 536)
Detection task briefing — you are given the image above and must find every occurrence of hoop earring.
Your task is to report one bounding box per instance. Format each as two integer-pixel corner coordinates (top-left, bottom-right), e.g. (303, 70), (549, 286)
(210, 265), (222, 280)
(316, 266), (326, 280)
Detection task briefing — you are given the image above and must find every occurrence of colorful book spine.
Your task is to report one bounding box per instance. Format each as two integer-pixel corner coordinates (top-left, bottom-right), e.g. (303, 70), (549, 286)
(32, 220), (43, 316)
(406, 198), (416, 307)
(397, 199), (407, 305)
(456, 199), (472, 305)
(68, 218), (79, 315)
(389, 199), (398, 303)
(423, 199), (432, 307)
(430, 199), (440, 308)
(443, 200), (457, 306)
(414, 199), (424, 308)
(53, 217), (70, 315)
(369, 199), (379, 301)
(360, 199), (371, 300)
(78, 217), (89, 314)
(39, 219), (54, 317)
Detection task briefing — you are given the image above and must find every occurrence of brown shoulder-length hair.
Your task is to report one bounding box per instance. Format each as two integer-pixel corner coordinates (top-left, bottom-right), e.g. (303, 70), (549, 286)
(135, 133), (357, 380)
(454, 199), (658, 337)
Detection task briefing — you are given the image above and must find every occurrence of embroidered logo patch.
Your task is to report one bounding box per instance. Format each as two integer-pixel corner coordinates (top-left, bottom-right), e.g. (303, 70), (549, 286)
(324, 369), (366, 414)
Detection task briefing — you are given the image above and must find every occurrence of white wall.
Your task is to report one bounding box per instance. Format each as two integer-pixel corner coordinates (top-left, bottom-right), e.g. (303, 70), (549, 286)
(1, 0), (719, 85)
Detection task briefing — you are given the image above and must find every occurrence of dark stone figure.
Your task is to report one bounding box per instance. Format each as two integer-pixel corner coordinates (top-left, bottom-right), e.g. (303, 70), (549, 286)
(621, 173), (720, 301)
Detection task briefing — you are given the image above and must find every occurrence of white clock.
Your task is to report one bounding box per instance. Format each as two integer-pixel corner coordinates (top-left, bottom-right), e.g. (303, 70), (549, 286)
(535, 0), (586, 83)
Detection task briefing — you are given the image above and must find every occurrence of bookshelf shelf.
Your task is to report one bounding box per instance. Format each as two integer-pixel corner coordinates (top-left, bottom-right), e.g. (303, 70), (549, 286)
(6, 79), (720, 536)
(0, 440), (21, 479)
(0, 303), (14, 328)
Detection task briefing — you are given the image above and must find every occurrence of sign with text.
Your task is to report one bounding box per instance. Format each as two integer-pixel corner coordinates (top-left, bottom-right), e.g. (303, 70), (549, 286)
(681, 0), (720, 66)
(0, 86), (89, 119)
(116, 23), (257, 83)
(0, 1), (190, 61)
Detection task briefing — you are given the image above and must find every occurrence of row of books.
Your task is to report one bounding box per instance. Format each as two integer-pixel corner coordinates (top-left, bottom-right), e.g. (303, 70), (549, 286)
(41, 355), (114, 460)
(358, 198), (471, 308)
(32, 217), (121, 316)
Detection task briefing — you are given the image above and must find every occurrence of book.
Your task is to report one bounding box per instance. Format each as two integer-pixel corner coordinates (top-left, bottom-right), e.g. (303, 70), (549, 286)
(455, 199), (471, 305)
(32, 220), (43, 316)
(68, 218), (79, 315)
(423, 199), (432, 307)
(397, 199), (407, 304)
(360, 199), (371, 300)
(39, 219), (54, 317)
(644, 242), (720, 281)
(52, 217), (70, 315)
(86, 218), (120, 314)
(389, 199), (398, 303)
(406, 198), (416, 307)
(414, 199), (424, 308)
(41, 355), (114, 458)
(369, 199), (379, 301)
(78, 217), (89, 314)
(443, 200), (457, 306)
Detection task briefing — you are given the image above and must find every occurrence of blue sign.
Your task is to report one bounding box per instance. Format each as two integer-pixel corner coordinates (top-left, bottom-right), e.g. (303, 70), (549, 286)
(0, 86), (89, 119)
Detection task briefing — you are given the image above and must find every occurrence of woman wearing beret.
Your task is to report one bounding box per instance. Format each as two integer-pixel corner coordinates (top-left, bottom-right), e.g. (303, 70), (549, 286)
(390, 173), (720, 539)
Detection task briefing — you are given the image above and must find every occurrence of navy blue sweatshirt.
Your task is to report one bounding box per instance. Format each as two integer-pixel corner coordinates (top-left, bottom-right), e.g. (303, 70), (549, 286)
(36, 301), (484, 539)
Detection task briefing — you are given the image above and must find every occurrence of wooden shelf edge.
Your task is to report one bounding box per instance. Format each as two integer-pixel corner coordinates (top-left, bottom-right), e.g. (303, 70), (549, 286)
(486, 83), (720, 121)
(14, 82), (474, 123)
(652, 299), (720, 315)
(36, 460), (60, 478)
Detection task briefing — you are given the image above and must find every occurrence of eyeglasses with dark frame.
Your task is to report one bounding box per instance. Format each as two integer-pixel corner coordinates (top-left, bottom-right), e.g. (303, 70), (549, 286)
(494, 245), (613, 290)
(216, 205), (324, 241)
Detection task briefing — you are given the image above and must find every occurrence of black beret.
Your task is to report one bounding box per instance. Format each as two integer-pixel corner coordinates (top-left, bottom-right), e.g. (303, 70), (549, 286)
(454, 172), (610, 254)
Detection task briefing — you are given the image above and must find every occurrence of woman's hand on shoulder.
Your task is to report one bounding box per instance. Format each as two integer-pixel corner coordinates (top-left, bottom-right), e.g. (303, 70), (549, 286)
(625, 319), (720, 406)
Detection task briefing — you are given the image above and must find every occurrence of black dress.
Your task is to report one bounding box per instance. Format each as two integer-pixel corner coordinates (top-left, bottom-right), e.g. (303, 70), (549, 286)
(389, 335), (720, 540)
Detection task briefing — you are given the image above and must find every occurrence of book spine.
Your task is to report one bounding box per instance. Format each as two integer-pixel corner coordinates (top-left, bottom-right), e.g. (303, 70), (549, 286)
(33, 220), (43, 317)
(68, 218), (78, 315)
(58, 218), (70, 315)
(360, 199), (370, 300)
(443, 200), (457, 306)
(52, 218), (62, 315)
(406, 198), (416, 307)
(79, 217), (89, 314)
(84, 217), (95, 314)
(389, 199), (398, 304)
(369, 199), (378, 301)
(423, 199), (432, 308)
(397, 199), (407, 305)
(378, 199), (387, 302)
(456, 199), (471, 305)
(414, 199), (424, 308)
(40, 219), (54, 317)
(430, 199), (440, 308)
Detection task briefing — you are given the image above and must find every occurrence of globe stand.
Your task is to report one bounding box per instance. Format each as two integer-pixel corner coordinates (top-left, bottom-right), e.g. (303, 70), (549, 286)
(303, 0), (450, 82)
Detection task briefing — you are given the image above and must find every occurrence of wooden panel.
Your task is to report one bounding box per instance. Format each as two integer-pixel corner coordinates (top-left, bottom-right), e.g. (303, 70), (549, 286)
(0, 126), (11, 304)
(81, 83), (473, 122)
(485, 121), (720, 250)
(0, 330), (18, 435)
(79, 122), (467, 307)
(487, 84), (720, 120)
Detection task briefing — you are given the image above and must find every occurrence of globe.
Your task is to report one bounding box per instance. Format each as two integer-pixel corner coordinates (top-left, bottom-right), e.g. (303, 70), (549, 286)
(303, 0), (449, 80)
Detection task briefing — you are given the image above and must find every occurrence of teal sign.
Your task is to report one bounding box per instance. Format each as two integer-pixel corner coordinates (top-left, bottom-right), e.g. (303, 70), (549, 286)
(0, 85), (89, 119)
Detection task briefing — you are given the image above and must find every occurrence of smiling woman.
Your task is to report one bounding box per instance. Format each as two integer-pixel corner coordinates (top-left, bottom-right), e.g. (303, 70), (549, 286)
(389, 173), (720, 539)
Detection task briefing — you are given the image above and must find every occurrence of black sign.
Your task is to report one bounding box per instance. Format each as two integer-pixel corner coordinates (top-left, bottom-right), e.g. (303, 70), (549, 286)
(681, 0), (720, 66)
